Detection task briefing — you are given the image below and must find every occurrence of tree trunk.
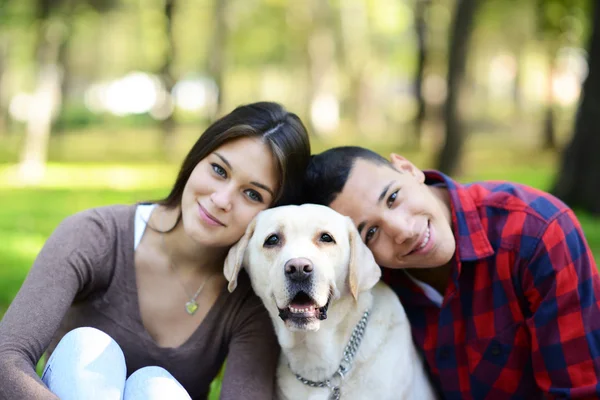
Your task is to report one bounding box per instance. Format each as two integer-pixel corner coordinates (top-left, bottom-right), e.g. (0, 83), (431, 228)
(435, 0), (479, 175)
(512, 46), (523, 118)
(19, 1), (66, 184)
(54, 18), (73, 135)
(159, 0), (177, 158)
(305, 0), (337, 136)
(411, 0), (430, 150)
(207, 0), (227, 120)
(552, 0), (600, 215)
(339, 0), (373, 137)
(542, 50), (557, 150)
(0, 35), (7, 136)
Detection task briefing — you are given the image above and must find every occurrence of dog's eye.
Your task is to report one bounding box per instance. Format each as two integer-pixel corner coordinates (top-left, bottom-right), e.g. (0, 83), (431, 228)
(264, 234), (280, 247)
(319, 233), (335, 243)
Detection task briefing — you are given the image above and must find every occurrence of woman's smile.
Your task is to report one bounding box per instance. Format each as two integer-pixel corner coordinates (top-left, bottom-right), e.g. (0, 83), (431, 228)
(198, 203), (225, 227)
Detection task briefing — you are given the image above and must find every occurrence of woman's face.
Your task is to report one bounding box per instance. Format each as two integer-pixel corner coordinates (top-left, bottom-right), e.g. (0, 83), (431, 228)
(181, 136), (279, 248)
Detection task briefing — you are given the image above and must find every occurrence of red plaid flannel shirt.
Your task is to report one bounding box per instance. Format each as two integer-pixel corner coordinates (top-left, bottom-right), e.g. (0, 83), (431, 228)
(382, 171), (600, 399)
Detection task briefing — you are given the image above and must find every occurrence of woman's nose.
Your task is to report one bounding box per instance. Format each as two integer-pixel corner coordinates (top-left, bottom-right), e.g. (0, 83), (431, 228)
(210, 187), (233, 212)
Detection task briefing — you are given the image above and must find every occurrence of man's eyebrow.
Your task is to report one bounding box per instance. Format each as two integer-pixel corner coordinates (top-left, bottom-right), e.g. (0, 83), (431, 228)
(214, 152), (275, 197)
(357, 180), (394, 235)
(378, 181), (394, 204)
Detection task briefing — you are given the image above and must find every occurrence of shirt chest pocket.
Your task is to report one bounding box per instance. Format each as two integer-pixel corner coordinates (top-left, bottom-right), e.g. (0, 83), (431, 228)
(465, 322), (535, 397)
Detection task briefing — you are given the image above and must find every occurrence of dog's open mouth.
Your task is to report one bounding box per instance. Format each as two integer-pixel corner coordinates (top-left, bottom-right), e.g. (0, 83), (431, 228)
(278, 291), (331, 322)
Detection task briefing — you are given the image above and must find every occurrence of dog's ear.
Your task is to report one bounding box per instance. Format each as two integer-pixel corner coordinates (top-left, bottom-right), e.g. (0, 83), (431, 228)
(347, 217), (381, 301)
(224, 218), (257, 292)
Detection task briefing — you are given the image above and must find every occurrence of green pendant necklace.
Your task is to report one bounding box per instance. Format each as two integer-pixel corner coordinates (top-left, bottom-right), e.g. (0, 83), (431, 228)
(160, 215), (211, 316)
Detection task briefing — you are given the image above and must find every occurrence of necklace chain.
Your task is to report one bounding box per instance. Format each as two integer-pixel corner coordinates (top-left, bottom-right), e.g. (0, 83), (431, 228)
(294, 309), (371, 400)
(159, 212), (211, 316)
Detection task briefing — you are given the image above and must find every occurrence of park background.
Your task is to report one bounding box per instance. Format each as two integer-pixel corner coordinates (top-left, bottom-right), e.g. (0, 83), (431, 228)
(1, 0), (599, 398)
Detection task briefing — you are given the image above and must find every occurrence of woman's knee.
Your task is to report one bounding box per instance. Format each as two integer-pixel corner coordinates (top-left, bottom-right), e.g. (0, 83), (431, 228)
(125, 366), (191, 400)
(43, 327), (127, 400)
(53, 327), (125, 366)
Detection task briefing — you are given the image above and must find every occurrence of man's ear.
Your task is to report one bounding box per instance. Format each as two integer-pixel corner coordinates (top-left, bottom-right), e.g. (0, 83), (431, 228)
(223, 218), (257, 292)
(390, 153), (425, 183)
(346, 217), (381, 301)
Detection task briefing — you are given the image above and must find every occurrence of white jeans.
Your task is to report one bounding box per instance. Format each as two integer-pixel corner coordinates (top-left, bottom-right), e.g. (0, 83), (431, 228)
(41, 327), (192, 400)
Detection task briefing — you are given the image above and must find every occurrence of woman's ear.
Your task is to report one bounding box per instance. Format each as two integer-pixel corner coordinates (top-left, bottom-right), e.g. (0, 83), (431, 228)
(390, 153), (425, 183)
(223, 219), (257, 292)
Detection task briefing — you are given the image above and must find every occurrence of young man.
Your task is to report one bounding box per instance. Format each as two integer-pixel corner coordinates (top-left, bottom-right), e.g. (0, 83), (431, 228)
(303, 146), (600, 399)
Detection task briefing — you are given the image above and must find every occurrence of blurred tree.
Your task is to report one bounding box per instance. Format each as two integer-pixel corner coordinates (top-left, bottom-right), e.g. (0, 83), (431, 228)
(537, 0), (562, 150)
(305, 0), (337, 136)
(158, 0), (177, 157)
(19, 0), (72, 183)
(503, 1), (534, 118)
(0, 33), (7, 136)
(536, 0), (585, 150)
(411, 0), (431, 150)
(436, 0), (480, 175)
(552, 0), (600, 215)
(18, 0), (115, 183)
(338, 0), (373, 137)
(207, 0), (228, 120)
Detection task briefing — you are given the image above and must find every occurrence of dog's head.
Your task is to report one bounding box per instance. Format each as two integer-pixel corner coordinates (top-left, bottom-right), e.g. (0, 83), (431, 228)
(224, 204), (381, 332)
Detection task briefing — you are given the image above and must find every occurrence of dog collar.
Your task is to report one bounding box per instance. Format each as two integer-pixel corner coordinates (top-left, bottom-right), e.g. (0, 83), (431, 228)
(293, 309), (371, 400)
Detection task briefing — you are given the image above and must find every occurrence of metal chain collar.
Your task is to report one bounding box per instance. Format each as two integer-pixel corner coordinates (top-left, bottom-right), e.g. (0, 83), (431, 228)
(294, 309), (371, 400)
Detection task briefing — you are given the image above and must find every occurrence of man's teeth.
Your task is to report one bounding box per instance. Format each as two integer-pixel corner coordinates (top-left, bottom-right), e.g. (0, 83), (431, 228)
(418, 226), (431, 249)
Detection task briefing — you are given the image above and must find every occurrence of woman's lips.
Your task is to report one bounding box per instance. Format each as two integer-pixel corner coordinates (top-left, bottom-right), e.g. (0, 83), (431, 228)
(198, 204), (225, 226)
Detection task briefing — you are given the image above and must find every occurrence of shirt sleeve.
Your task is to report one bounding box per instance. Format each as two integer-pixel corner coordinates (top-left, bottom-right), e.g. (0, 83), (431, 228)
(219, 290), (279, 400)
(0, 209), (113, 400)
(521, 209), (600, 398)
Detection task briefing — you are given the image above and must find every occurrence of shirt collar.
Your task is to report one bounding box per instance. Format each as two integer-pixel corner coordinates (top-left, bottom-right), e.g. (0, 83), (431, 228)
(424, 170), (494, 262)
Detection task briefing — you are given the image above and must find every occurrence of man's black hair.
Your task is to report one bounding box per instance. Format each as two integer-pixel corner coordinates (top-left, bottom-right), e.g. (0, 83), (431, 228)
(303, 146), (390, 206)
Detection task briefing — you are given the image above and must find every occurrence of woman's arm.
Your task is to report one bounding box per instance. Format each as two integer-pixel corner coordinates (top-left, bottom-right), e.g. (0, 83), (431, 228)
(0, 209), (113, 400)
(219, 291), (280, 400)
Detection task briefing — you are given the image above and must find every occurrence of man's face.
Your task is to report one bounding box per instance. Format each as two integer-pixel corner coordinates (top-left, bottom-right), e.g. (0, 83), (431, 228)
(329, 155), (456, 270)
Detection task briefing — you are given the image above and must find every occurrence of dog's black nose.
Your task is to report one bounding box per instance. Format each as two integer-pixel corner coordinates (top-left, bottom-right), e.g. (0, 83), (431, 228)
(284, 257), (313, 281)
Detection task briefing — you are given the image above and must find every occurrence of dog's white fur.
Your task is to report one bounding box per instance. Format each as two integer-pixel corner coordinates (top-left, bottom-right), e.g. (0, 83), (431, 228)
(225, 204), (436, 400)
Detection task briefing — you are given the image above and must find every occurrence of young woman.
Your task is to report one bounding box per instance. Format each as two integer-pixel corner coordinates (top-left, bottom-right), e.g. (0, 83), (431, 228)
(0, 102), (311, 400)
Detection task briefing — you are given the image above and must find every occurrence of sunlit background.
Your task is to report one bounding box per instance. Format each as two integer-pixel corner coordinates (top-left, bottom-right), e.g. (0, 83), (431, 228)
(0, 0), (594, 172)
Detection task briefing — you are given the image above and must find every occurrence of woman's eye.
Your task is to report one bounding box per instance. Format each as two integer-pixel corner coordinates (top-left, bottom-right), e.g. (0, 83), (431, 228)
(386, 190), (398, 208)
(245, 189), (263, 203)
(365, 227), (377, 245)
(212, 163), (227, 178)
(264, 234), (280, 247)
(319, 233), (335, 243)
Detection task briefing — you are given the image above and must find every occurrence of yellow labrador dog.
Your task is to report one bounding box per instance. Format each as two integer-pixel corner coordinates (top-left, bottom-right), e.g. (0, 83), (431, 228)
(224, 204), (436, 400)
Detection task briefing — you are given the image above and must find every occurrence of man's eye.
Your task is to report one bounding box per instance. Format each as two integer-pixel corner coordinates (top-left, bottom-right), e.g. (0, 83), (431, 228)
(212, 163), (227, 178)
(365, 227), (377, 245)
(264, 234), (280, 247)
(386, 190), (398, 208)
(245, 189), (263, 203)
(319, 232), (335, 243)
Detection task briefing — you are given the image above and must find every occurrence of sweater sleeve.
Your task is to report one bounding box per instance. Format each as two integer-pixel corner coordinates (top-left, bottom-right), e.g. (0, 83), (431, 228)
(0, 208), (114, 400)
(219, 289), (279, 400)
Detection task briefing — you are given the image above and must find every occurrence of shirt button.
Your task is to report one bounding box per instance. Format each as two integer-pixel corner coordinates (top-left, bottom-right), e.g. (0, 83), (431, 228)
(490, 345), (502, 356)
